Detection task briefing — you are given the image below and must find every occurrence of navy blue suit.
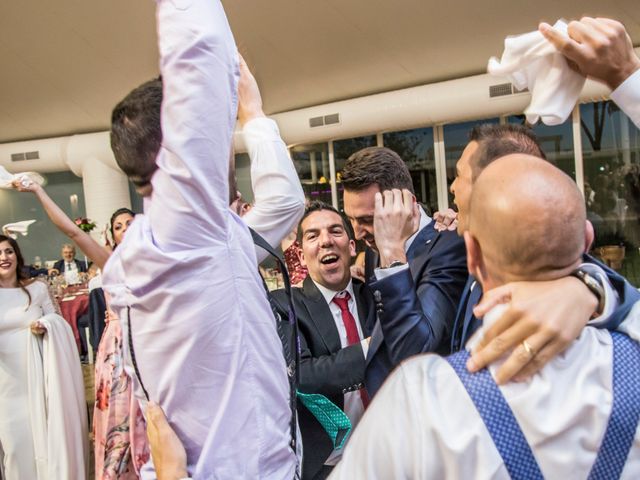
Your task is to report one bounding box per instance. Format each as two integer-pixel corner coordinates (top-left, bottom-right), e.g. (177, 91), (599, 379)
(364, 223), (468, 397)
(450, 254), (640, 352)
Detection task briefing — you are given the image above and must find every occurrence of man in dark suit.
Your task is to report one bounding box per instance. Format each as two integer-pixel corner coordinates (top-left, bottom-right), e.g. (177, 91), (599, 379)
(274, 201), (376, 480)
(50, 243), (88, 276)
(447, 124), (640, 379)
(341, 147), (468, 397)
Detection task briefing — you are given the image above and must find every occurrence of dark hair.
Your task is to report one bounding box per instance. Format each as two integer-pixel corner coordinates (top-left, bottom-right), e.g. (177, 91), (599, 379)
(298, 201), (353, 243)
(110, 77), (163, 190)
(110, 207), (136, 246)
(341, 147), (414, 194)
(0, 235), (31, 307)
(469, 124), (546, 180)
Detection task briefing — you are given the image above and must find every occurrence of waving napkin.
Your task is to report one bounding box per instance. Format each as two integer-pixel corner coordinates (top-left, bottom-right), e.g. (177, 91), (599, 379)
(0, 165), (45, 189)
(488, 20), (585, 126)
(3, 220), (36, 239)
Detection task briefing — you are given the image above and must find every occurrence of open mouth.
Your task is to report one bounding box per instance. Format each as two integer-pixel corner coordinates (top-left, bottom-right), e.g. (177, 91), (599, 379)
(320, 254), (339, 266)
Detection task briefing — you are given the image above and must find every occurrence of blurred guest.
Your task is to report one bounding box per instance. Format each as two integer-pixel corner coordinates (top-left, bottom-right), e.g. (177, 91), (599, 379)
(330, 155), (640, 479)
(540, 17), (640, 128)
(50, 243), (88, 278)
(0, 235), (88, 479)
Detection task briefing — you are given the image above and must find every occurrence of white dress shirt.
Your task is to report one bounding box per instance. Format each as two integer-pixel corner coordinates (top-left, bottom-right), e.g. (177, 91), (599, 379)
(610, 68), (640, 130)
(102, 1), (296, 479)
(312, 279), (368, 466)
(330, 302), (640, 479)
(241, 116), (305, 261)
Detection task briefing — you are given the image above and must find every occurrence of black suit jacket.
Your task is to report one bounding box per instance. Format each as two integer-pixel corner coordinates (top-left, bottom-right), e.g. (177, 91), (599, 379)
(53, 258), (88, 273)
(273, 276), (376, 480)
(365, 223), (468, 397)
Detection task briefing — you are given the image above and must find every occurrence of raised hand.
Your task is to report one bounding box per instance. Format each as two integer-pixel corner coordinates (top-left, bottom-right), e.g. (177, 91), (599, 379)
(539, 17), (640, 90)
(433, 208), (458, 232)
(237, 54), (265, 126)
(374, 189), (419, 268)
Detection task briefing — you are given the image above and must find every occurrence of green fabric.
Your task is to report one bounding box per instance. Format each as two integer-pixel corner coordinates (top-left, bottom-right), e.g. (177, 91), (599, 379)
(296, 391), (352, 449)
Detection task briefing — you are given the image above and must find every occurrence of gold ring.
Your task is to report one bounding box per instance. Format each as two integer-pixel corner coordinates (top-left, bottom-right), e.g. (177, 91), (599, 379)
(522, 340), (536, 358)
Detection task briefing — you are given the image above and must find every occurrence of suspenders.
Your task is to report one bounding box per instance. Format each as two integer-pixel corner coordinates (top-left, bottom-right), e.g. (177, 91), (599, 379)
(249, 228), (301, 456)
(446, 331), (640, 479)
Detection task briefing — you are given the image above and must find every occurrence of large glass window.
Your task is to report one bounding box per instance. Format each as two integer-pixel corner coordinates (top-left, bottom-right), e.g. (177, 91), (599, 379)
(290, 143), (332, 206)
(0, 171), (86, 265)
(581, 101), (640, 286)
(508, 115), (575, 179)
(383, 127), (437, 214)
(443, 119), (499, 205)
(333, 135), (377, 210)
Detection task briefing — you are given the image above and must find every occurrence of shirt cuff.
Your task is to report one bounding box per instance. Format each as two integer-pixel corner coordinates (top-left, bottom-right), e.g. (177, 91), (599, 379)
(580, 262), (619, 326)
(374, 262), (409, 280)
(361, 338), (369, 358)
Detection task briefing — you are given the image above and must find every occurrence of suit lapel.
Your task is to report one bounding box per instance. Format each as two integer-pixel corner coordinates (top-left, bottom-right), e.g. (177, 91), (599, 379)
(301, 277), (342, 352)
(353, 280), (375, 336)
(407, 223), (438, 264)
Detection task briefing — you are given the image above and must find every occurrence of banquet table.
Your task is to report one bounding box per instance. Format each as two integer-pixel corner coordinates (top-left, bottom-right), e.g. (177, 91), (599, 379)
(57, 286), (90, 352)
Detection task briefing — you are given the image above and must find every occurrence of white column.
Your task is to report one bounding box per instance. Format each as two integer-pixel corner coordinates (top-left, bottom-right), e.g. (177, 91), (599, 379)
(328, 141), (338, 209)
(572, 105), (585, 197)
(376, 133), (384, 147)
(81, 159), (131, 239)
(434, 125), (449, 211)
(310, 151), (318, 183)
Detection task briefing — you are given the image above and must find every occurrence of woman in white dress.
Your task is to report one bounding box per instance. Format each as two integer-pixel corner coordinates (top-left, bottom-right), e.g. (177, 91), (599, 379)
(0, 234), (88, 479)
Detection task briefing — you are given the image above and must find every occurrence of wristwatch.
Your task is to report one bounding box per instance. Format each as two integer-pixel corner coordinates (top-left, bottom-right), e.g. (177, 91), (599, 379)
(380, 260), (407, 269)
(571, 268), (605, 316)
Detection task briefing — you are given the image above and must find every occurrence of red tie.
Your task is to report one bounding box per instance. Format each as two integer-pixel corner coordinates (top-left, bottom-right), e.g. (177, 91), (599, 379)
(333, 292), (370, 408)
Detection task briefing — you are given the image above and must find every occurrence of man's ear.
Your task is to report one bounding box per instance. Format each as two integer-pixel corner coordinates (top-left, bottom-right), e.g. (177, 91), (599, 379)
(584, 220), (595, 253)
(348, 239), (356, 258)
(463, 231), (483, 280)
(299, 244), (307, 269)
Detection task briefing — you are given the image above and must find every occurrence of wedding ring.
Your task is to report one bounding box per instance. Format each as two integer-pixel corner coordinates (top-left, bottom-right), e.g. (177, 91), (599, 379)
(522, 340), (536, 358)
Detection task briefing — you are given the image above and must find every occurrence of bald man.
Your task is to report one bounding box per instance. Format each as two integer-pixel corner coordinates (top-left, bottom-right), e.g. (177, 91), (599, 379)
(330, 155), (640, 479)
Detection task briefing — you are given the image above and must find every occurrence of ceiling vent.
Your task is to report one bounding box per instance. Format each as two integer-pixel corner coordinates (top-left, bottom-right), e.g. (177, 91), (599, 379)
(489, 83), (529, 98)
(10, 151), (40, 161)
(309, 113), (341, 128)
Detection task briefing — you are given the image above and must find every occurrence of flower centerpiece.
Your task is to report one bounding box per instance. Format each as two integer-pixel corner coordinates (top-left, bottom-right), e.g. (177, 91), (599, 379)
(75, 217), (97, 233)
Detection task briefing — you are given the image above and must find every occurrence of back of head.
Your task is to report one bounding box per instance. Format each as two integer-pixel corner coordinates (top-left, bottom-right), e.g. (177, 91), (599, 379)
(341, 147), (414, 194)
(110, 78), (163, 192)
(468, 154), (585, 284)
(470, 124), (546, 181)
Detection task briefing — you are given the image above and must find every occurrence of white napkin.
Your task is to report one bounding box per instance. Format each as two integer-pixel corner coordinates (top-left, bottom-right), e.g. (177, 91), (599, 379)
(0, 165), (46, 189)
(2, 219), (36, 239)
(488, 20), (585, 126)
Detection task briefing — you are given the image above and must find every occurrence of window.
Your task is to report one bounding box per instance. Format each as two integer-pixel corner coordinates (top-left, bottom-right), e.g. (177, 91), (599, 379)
(290, 143), (332, 206)
(383, 127), (437, 214)
(508, 115), (575, 179)
(581, 101), (640, 285)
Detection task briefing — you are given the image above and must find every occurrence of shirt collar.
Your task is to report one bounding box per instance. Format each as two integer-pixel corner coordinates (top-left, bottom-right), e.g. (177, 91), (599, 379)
(312, 277), (355, 306)
(404, 206), (432, 253)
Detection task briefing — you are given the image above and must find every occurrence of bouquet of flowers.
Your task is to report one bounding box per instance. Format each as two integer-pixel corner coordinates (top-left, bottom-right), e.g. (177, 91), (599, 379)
(75, 217), (97, 233)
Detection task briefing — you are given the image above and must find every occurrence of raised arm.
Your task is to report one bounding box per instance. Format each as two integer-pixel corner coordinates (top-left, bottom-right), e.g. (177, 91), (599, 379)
(237, 56), (305, 259)
(13, 181), (110, 269)
(147, 0), (239, 251)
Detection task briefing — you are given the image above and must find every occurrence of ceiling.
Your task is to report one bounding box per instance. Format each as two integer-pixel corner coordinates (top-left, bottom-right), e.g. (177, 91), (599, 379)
(1, 0), (639, 144)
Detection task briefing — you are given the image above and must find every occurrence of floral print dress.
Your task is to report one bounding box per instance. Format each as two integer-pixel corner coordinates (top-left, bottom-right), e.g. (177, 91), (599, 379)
(94, 305), (149, 479)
